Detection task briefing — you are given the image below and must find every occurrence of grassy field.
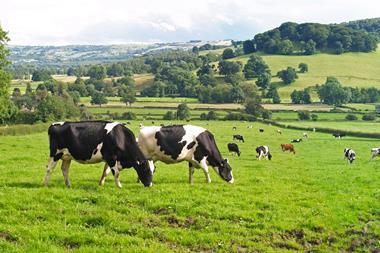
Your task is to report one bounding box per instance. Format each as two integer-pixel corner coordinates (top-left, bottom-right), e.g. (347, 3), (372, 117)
(272, 112), (362, 121)
(0, 120), (379, 252)
(229, 46), (380, 100)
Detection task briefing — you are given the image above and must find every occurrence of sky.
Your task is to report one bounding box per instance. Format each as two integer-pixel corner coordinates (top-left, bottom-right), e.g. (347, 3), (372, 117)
(1, 0), (379, 45)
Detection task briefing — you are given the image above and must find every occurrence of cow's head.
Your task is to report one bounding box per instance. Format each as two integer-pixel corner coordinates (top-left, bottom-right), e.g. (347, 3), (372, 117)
(216, 159), (234, 183)
(135, 160), (153, 187)
(350, 153), (356, 163)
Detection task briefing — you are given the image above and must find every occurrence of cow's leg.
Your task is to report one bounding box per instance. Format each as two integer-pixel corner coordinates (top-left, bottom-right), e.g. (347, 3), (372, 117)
(44, 157), (58, 186)
(188, 162), (195, 184)
(61, 159), (72, 187)
(111, 162), (122, 188)
(200, 158), (211, 183)
(99, 163), (111, 186)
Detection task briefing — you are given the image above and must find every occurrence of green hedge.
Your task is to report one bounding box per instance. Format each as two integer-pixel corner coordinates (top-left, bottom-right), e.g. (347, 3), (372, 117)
(261, 119), (380, 139)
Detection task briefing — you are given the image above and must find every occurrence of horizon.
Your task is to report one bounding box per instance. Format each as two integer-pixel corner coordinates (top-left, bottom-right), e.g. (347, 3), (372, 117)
(1, 0), (380, 46)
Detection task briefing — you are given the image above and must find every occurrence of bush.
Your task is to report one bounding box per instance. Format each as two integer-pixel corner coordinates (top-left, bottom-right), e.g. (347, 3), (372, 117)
(122, 112), (137, 120)
(224, 112), (256, 122)
(262, 110), (272, 120)
(298, 111), (311, 120)
(311, 114), (318, 121)
(345, 114), (358, 121)
(200, 111), (218, 120)
(14, 111), (36, 124)
(163, 111), (176, 120)
(362, 114), (376, 121)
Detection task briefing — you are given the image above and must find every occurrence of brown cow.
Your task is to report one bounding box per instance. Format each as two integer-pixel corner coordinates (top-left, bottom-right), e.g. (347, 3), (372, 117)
(281, 144), (295, 154)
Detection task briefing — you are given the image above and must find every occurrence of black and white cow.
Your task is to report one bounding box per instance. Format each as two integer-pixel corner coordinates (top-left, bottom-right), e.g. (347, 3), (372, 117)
(233, 134), (245, 142)
(256, 146), (272, 160)
(138, 125), (234, 184)
(227, 143), (241, 157)
(371, 147), (380, 160)
(344, 148), (356, 164)
(259, 129), (264, 133)
(45, 121), (153, 188)
(291, 138), (302, 143)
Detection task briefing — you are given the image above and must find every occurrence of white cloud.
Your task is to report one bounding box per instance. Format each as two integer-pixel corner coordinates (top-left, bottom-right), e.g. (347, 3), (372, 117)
(0, 0), (379, 45)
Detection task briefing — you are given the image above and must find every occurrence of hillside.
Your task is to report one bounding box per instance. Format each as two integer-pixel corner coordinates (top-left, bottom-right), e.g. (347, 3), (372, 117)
(230, 45), (380, 101)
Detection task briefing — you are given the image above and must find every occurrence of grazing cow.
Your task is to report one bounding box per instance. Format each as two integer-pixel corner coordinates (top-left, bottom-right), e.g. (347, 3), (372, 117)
(291, 138), (302, 143)
(281, 144), (295, 154)
(313, 128), (316, 132)
(344, 148), (356, 164)
(303, 133), (309, 139)
(45, 121), (153, 188)
(152, 121), (155, 125)
(232, 126), (237, 130)
(138, 125), (234, 184)
(259, 129), (264, 133)
(256, 146), (272, 160)
(233, 134), (245, 143)
(277, 129), (282, 134)
(333, 133), (346, 138)
(371, 147), (380, 159)
(247, 125), (253, 129)
(227, 143), (241, 157)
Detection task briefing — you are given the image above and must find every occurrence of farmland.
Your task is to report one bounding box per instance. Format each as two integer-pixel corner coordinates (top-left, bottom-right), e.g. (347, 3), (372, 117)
(0, 120), (379, 252)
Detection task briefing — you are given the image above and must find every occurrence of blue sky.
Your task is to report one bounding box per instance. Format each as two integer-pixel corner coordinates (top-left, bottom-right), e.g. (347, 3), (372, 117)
(1, 0), (379, 45)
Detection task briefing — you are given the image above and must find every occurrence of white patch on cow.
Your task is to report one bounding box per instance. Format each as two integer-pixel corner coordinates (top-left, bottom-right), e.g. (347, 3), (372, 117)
(105, 122), (120, 134)
(52, 121), (65, 126)
(81, 143), (104, 164)
(371, 148), (380, 159)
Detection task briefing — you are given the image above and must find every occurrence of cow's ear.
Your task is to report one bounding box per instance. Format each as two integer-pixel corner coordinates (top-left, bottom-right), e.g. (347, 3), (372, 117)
(224, 158), (229, 163)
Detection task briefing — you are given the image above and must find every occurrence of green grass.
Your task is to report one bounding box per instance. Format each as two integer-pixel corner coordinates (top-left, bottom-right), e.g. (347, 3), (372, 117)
(272, 112), (363, 121)
(0, 120), (379, 252)
(231, 45), (380, 100)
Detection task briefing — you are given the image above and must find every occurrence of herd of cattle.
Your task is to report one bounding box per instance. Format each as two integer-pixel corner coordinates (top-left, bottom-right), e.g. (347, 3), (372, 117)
(228, 126), (380, 164)
(44, 121), (379, 188)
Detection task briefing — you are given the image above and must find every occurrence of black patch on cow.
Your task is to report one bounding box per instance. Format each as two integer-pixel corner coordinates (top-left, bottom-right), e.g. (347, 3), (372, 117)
(93, 149), (98, 155)
(194, 131), (222, 166)
(187, 141), (196, 150)
(155, 125), (187, 160)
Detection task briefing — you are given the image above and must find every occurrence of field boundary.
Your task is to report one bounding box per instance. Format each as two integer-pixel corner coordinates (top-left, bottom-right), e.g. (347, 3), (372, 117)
(262, 119), (380, 139)
(0, 123), (50, 136)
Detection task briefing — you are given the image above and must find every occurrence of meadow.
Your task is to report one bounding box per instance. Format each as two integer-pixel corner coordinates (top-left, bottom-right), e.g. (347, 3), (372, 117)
(0, 120), (379, 252)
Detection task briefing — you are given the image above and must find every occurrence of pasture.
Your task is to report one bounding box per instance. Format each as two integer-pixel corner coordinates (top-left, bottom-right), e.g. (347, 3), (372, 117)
(0, 120), (379, 252)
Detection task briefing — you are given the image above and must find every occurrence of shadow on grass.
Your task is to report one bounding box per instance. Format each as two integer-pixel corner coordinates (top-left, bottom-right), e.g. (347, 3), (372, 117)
(3, 181), (43, 189)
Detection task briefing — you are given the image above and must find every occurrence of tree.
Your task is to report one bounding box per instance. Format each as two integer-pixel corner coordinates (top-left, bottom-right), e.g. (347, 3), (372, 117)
(120, 85), (136, 106)
(230, 86), (245, 103)
(107, 63), (124, 77)
(255, 72), (271, 89)
(90, 91), (108, 107)
(243, 55), (270, 79)
(317, 77), (350, 106)
(302, 89), (311, 104)
(88, 65), (106, 80)
(199, 74), (217, 87)
(267, 86), (281, 103)
(243, 40), (255, 54)
(298, 111), (310, 120)
(277, 67), (298, 84)
(303, 39), (316, 55)
(176, 103), (191, 120)
(0, 25), (17, 123)
(345, 114), (358, 121)
(291, 90), (302, 104)
(277, 39), (293, 55)
(222, 48), (235, 59)
(218, 61), (242, 76)
(298, 63), (308, 73)
(31, 69), (52, 81)
(35, 95), (66, 122)
(163, 111), (176, 120)
(244, 99), (264, 117)
(334, 41), (344, 54)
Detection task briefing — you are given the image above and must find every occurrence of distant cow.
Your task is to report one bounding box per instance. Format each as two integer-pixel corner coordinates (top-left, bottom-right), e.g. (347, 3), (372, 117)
(291, 139), (302, 143)
(232, 126), (237, 130)
(247, 125), (253, 129)
(44, 121), (153, 188)
(138, 125), (234, 184)
(344, 148), (356, 164)
(227, 143), (241, 157)
(259, 129), (264, 133)
(371, 147), (380, 159)
(233, 134), (245, 142)
(303, 133), (309, 139)
(277, 129), (282, 134)
(333, 133), (346, 138)
(256, 146), (272, 160)
(281, 144), (295, 154)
